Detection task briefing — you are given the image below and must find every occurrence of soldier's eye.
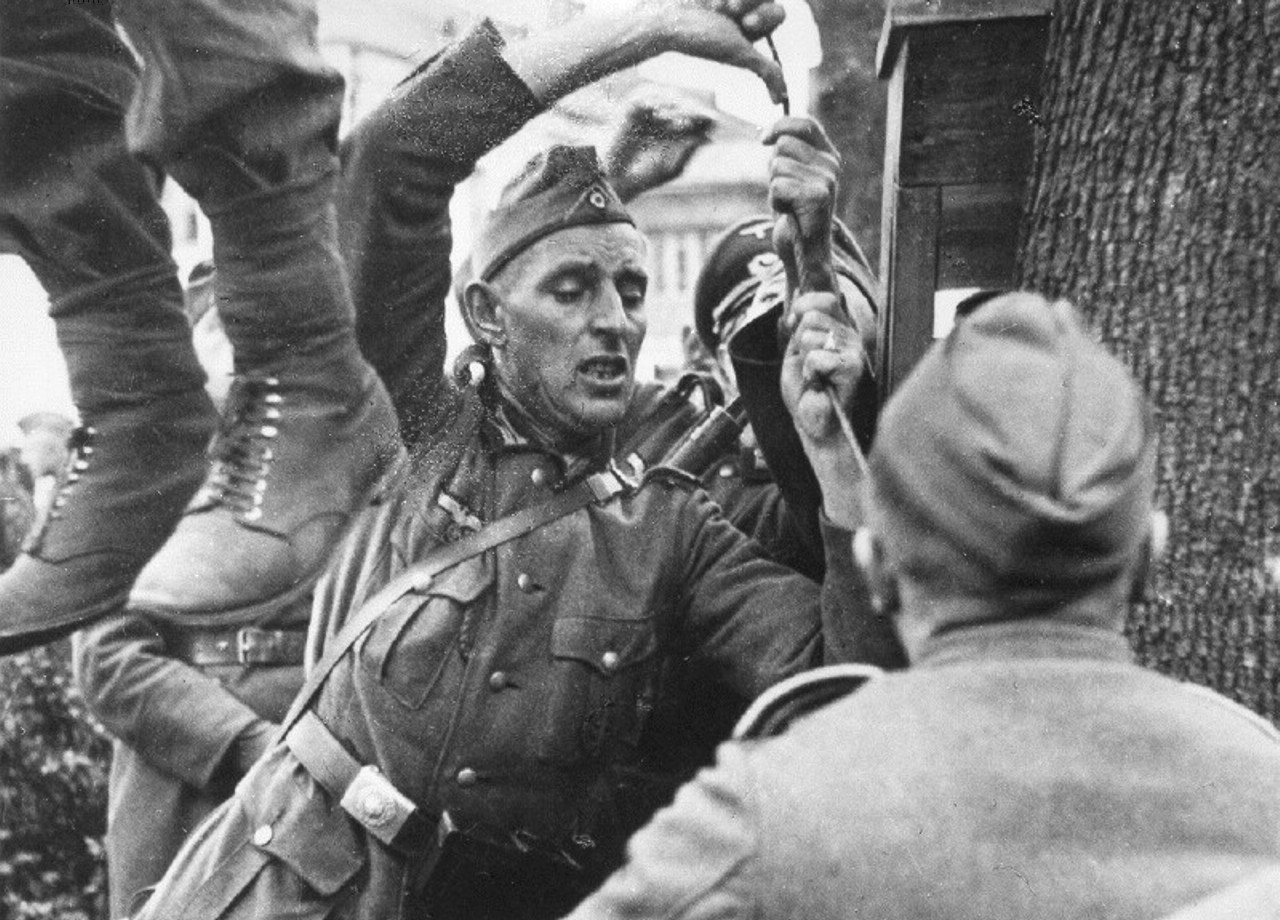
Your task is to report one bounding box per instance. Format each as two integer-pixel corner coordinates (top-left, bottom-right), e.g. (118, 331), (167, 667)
(617, 277), (646, 309)
(551, 283), (586, 305)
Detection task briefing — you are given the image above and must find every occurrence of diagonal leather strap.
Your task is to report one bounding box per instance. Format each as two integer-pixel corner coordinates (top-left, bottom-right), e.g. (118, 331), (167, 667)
(279, 467), (631, 736)
(286, 711), (430, 851)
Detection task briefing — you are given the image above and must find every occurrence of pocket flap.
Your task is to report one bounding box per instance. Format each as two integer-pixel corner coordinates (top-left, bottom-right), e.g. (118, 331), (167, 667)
(252, 758), (367, 897)
(551, 616), (657, 675)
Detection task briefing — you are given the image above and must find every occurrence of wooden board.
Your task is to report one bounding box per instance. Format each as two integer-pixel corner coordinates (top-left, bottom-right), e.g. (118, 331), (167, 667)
(895, 18), (1049, 187)
(937, 182), (1023, 289)
(880, 185), (941, 392)
(878, 0), (1053, 77)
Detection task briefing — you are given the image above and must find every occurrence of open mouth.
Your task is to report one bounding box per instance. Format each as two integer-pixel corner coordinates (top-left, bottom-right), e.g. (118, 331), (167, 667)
(578, 355), (629, 384)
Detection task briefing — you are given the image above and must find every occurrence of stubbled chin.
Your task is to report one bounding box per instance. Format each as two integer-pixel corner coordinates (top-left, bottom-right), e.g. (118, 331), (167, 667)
(563, 385), (631, 432)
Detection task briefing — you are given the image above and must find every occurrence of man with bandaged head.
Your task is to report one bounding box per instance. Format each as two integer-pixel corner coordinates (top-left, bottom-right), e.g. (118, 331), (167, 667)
(133, 3), (898, 918)
(566, 292), (1280, 920)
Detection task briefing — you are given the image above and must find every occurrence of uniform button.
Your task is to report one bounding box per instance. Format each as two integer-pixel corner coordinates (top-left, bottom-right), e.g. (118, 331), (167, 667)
(456, 767), (478, 788)
(488, 671), (509, 691)
(517, 573), (536, 593)
(252, 824), (274, 847)
(530, 467), (548, 486)
(718, 464), (735, 479)
(600, 651), (620, 673)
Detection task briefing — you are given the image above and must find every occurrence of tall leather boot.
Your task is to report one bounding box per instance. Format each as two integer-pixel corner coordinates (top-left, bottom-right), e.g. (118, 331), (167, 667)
(117, 0), (405, 624)
(0, 1), (217, 653)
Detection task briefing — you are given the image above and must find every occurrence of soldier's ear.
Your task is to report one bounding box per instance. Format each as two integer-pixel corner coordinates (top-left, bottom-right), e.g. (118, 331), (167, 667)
(1151, 509), (1170, 560)
(1129, 510), (1170, 604)
(852, 528), (899, 618)
(463, 281), (508, 348)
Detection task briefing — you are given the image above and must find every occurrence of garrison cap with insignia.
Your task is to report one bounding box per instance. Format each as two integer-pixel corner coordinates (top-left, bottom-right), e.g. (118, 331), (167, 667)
(473, 145), (634, 283)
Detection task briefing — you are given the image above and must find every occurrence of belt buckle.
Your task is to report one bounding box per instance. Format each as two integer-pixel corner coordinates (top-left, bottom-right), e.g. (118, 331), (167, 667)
(236, 627), (260, 664)
(340, 764), (420, 847)
(589, 465), (633, 503)
(236, 629), (276, 665)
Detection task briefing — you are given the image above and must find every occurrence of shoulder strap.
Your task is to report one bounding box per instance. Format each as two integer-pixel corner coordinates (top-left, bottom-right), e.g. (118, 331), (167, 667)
(279, 466), (631, 735)
(731, 663), (882, 741)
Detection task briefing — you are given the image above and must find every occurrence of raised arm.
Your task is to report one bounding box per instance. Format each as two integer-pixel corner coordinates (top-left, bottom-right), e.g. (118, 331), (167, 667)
(768, 117), (877, 530)
(340, 1), (786, 446)
(503, 0), (785, 107)
(338, 24), (542, 444)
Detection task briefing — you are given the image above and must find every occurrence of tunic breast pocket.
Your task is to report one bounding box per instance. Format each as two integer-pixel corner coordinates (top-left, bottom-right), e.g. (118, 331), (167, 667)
(358, 555), (494, 711)
(537, 615), (660, 766)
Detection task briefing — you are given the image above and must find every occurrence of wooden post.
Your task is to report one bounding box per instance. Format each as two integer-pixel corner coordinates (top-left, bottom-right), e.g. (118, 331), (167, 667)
(877, 0), (1052, 393)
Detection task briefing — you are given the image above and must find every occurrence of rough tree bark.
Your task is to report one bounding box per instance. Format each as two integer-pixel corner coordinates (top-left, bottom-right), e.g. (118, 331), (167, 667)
(1019, 1), (1280, 717)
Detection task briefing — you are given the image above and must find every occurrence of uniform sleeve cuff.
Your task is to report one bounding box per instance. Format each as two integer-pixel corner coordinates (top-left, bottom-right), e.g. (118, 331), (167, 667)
(373, 19), (544, 171)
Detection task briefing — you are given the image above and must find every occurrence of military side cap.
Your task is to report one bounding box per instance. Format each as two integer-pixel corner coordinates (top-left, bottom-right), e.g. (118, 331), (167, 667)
(474, 145), (634, 283)
(868, 292), (1156, 625)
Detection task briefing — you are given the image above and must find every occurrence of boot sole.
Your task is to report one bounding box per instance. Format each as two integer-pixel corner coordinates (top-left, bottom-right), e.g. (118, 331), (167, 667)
(130, 444), (410, 628)
(0, 582), (132, 656)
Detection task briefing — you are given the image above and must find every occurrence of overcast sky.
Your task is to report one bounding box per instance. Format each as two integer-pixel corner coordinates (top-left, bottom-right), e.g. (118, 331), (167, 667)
(0, 257), (72, 447)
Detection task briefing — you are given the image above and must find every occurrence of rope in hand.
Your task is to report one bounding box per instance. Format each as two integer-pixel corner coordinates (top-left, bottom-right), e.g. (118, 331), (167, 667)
(763, 29), (869, 475)
(765, 35), (790, 116)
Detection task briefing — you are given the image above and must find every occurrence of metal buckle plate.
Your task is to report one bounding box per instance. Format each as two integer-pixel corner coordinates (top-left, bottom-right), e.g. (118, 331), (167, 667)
(339, 764), (420, 847)
(236, 627), (261, 664)
(589, 465), (634, 503)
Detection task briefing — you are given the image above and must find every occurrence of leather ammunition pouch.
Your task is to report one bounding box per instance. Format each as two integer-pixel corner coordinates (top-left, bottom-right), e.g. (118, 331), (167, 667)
(284, 710), (600, 920)
(414, 811), (600, 920)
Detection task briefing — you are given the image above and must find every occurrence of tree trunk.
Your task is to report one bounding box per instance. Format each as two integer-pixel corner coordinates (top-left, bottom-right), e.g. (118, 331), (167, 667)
(806, 0), (885, 268)
(1019, 1), (1280, 717)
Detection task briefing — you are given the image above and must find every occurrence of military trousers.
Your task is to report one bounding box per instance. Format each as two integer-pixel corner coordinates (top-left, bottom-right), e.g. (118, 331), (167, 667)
(0, 0), (357, 394)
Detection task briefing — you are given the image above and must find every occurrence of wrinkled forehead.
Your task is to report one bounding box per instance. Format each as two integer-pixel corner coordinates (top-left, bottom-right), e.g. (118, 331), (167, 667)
(504, 223), (649, 281)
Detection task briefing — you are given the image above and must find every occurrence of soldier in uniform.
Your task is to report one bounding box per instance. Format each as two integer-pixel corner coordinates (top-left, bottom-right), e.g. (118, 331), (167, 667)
(0, 449), (34, 571)
(690, 209), (878, 580)
(74, 598), (310, 918)
(565, 292), (1280, 920)
(637, 185), (892, 789)
(132, 3), (898, 919)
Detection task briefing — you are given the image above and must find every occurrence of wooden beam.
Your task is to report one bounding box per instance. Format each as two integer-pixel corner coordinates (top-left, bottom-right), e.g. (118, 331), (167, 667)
(878, 0), (1053, 77)
(881, 185), (941, 394)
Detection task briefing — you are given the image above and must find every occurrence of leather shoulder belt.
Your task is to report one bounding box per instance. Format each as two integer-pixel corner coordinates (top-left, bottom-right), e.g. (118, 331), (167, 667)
(280, 465), (633, 735)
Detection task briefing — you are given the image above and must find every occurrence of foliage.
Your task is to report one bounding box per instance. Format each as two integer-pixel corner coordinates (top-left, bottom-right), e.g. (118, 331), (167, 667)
(0, 641), (110, 920)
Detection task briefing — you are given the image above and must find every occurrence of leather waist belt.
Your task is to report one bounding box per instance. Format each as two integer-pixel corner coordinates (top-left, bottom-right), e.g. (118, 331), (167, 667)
(169, 625), (308, 667)
(285, 711), (430, 852)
